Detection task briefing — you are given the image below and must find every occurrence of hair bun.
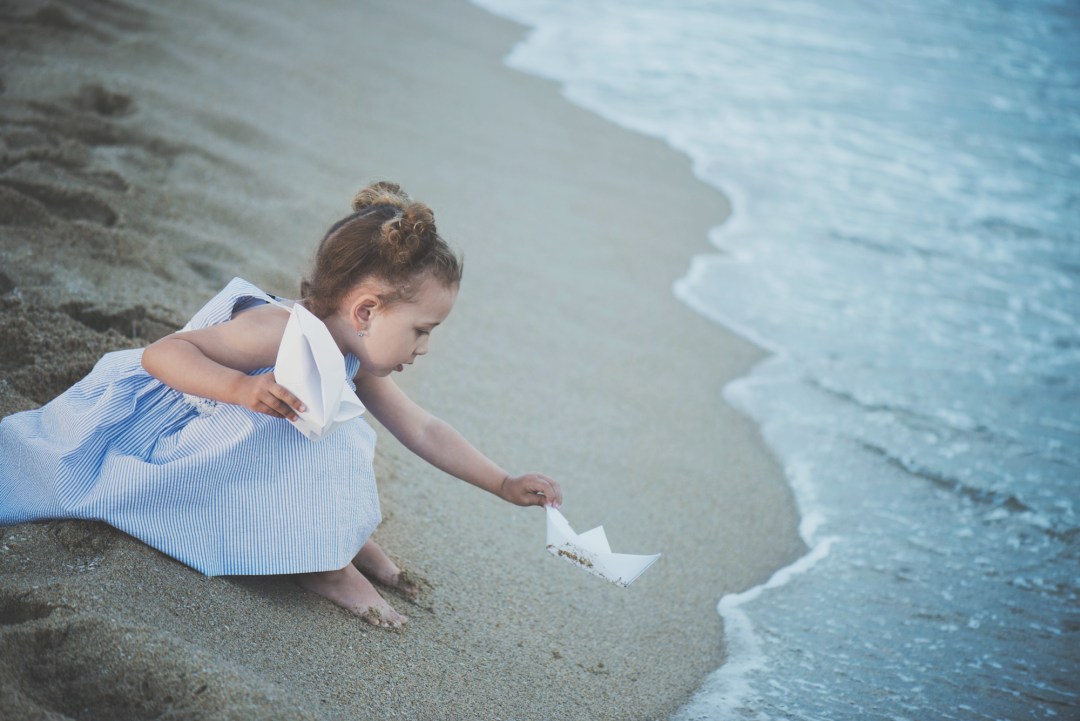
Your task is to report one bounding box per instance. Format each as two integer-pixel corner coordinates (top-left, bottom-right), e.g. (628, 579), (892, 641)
(305, 180), (461, 317)
(352, 181), (411, 212)
(380, 201), (438, 267)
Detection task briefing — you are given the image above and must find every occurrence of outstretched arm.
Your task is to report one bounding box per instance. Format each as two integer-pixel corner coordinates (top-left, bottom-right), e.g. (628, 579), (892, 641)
(356, 373), (562, 508)
(141, 304), (305, 421)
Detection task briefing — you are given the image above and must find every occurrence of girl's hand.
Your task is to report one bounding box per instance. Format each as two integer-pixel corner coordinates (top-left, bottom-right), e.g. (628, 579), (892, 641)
(499, 473), (563, 508)
(236, 373), (306, 421)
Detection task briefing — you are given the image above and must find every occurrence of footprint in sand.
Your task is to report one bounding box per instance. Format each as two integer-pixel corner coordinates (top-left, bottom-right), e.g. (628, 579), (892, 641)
(0, 588), (319, 721)
(0, 179), (119, 227)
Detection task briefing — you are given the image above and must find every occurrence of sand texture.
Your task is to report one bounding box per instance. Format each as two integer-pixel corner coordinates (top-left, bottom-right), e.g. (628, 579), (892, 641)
(0, 1), (804, 718)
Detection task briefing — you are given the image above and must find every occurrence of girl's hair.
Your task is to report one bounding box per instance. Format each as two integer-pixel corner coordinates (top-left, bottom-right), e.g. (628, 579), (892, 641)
(301, 181), (463, 318)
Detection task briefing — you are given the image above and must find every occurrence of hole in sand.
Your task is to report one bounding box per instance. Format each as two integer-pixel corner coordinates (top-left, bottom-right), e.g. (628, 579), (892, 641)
(0, 179), (118, 226)
(0, 596), (55, 626)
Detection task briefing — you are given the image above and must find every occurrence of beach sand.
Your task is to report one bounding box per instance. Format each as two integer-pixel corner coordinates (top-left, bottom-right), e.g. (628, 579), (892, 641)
(0, 1), (805, 718)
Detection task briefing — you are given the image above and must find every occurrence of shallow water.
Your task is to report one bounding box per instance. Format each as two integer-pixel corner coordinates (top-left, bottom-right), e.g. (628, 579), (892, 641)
(470, 0), (1080, 718)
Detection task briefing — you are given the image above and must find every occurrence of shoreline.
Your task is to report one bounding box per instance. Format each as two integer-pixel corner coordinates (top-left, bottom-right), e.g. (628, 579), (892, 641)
(0, 1), (805, 718)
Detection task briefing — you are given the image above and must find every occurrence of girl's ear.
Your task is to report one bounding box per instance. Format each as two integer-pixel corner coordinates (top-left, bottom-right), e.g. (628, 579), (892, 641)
(350, 294), (381, 329)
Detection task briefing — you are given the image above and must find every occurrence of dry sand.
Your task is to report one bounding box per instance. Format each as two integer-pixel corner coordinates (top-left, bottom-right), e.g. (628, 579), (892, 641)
(0, 1), (805, 719)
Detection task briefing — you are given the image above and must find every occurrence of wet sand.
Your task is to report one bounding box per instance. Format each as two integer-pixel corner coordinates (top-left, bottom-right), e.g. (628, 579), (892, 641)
(0, 1), (804, 718)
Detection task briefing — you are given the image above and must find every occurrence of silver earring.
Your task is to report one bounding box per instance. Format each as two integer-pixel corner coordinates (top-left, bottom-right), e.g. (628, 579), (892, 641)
(357, 330), (366, 337)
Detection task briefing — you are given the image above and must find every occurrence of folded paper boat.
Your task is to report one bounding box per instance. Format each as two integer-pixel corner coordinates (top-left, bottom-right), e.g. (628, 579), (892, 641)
(274, 303), (366, 441)
(545, 507), (660, 587)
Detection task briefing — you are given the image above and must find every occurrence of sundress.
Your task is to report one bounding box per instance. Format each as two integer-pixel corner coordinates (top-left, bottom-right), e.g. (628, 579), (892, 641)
(0, 278), (381, 576)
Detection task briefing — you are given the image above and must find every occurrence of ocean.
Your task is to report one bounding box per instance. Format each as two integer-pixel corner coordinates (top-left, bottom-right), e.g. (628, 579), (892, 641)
(468, 0), (1080, 718)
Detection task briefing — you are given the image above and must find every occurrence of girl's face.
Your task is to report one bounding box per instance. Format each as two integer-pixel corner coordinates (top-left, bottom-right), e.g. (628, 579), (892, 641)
(353, 277), (458, 377)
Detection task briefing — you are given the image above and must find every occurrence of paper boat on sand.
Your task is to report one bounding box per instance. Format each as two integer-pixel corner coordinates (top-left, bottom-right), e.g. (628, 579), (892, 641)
(274, 304), (366, 441)
(545, 507), (660, 587)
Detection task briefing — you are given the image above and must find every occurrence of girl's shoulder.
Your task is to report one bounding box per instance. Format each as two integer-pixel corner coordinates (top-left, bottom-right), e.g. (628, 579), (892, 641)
(184, 277), (286, 332)
(225, 302), (292, 334)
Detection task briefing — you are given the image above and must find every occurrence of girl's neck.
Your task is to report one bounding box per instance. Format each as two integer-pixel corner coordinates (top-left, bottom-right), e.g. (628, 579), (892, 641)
(318, 310), (354, 357)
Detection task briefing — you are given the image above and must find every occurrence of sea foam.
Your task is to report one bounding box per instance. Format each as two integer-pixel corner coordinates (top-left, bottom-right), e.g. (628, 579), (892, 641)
(471, 0), (1080, 718)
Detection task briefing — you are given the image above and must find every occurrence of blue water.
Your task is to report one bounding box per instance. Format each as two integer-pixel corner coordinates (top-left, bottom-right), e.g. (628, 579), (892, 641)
(469, 0), (1080, 718)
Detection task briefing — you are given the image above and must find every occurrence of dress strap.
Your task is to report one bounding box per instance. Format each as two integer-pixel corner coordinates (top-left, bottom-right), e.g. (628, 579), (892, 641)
(264, 293), (293, 310)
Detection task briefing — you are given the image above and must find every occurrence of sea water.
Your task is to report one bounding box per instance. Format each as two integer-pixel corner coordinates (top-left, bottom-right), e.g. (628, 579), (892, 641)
(469, 0), (1080, 718)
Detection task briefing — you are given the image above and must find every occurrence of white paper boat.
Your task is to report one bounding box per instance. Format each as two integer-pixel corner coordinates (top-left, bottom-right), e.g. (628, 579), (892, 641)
(273, 304), (366, 441)
(545, 507), (660, 587)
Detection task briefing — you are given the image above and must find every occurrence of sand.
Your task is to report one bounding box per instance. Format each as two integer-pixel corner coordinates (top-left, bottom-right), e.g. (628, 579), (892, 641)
(0, 1), (805, 719)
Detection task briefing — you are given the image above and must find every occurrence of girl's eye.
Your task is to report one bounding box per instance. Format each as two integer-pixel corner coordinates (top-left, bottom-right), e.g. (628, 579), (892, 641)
(416, 329), (430, 337)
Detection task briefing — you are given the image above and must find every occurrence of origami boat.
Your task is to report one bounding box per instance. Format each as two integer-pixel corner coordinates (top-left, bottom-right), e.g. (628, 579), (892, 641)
(545, 507), (660, 587)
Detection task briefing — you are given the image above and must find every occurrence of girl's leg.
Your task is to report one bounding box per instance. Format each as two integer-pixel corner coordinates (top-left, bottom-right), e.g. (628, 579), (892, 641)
(294, 564), (407, 628)
(351, 538), (420, 598)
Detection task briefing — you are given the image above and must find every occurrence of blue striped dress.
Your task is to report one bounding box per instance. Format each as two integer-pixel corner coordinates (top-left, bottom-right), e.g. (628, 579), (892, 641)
(0, 278), (381, 576)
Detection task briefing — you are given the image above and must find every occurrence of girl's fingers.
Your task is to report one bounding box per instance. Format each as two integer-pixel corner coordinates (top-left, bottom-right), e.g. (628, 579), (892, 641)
(258, 397), (297, 420)
(536, 475), (562, 508)
(272, 385), (306, 414)
(274, 397), (300, 420)
(544, 476), (563, 508)
(500, 474), (564, 508)
(524, 474), (562, 508)
(256, 382), (303, 420)
(258, 401), (289, 419)
(265, 374), (305, 414)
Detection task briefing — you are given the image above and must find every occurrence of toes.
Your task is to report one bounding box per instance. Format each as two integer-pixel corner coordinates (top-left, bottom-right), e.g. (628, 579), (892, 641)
(358, 605), (408, 629)
(393, 571), (421, 598)
(360, 567), (423, 600)
(359, 608), (384, 626)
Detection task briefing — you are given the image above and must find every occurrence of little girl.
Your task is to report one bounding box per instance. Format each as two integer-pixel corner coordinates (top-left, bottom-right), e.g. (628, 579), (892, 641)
(0, 181), (562, 628)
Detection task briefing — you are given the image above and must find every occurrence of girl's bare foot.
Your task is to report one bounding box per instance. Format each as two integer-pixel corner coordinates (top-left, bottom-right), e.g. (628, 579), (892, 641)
(294, 565), (407, 628)
(352, 539), (421, 599)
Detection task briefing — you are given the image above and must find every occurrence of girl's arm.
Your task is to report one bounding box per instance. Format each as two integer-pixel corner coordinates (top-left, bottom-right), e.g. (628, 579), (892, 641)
(141, 304), (305, 420)
(355, 373), (562, 508)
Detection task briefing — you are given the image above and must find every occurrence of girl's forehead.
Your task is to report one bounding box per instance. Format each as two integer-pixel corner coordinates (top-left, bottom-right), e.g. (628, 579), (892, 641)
(408, 280), (458, 320)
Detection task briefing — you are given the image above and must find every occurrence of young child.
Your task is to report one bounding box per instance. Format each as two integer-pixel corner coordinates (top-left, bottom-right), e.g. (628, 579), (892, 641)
(0, 181), (562, 628)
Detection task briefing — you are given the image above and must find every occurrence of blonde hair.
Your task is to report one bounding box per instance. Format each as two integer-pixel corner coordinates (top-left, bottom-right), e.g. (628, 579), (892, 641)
(301, 181), (463, 318)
